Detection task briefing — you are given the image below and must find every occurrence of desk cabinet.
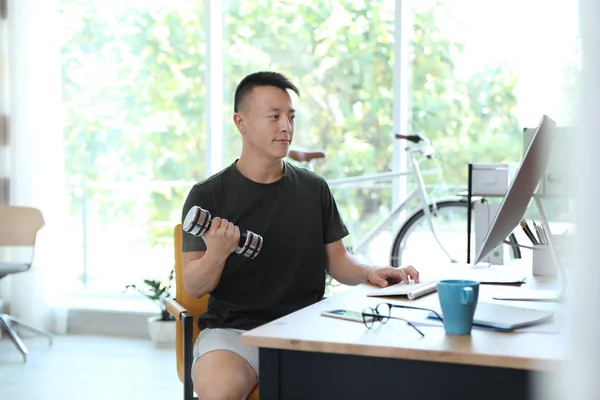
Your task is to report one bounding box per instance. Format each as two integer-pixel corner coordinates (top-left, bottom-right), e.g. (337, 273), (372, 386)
(259, 347), (531, 400)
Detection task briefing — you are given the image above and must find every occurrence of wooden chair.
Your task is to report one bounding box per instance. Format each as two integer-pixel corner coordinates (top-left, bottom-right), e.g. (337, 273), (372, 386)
(166, 224), (259, 400)
(0, 206), (53, 362)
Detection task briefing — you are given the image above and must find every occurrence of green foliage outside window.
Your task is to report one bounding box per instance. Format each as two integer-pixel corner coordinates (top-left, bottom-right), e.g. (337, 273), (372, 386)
(60, 0), (561, 279)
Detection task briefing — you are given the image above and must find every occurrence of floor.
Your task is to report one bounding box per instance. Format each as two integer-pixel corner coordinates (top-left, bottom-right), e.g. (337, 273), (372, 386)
(0, 334), (182, 400)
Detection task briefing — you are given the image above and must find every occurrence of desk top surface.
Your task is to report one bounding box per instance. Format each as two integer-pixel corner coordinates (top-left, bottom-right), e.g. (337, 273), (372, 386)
(242, 264), (568, 371)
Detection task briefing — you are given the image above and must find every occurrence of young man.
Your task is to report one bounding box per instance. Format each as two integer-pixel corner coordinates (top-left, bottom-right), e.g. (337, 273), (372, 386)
(181, 71), (420, 400)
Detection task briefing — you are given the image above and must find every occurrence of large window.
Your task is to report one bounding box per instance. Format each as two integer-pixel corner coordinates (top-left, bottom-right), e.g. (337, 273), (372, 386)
(406, 0), (579, 174)
(59, 0), (579, 292)
(60, 0), (207, 290)
(395, 0), (580, 267)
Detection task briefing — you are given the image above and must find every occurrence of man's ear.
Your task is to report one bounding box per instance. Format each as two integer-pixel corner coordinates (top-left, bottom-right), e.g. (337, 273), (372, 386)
(233, 113), (246, 134)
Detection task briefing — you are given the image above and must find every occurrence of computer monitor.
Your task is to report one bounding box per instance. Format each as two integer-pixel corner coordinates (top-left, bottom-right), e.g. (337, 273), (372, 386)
(475, 115), (557, 264)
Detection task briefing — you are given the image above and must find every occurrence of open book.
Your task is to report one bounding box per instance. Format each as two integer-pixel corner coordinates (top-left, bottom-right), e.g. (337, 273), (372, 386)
(429, 302), (554, 331)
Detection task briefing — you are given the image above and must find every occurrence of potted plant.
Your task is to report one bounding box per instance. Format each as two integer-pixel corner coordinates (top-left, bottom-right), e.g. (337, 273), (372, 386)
(125, 268), (176, 346)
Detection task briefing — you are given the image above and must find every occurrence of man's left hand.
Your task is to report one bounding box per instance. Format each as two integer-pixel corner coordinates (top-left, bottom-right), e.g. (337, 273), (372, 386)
(367, 266), (420, 288)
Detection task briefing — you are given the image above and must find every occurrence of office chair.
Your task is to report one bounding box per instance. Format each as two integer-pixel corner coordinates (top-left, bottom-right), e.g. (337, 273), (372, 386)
(166, 224), (259, 400)
(0, 206), (53, 362)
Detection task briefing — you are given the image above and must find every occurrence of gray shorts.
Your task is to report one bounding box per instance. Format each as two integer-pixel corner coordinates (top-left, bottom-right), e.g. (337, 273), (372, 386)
(192, 328), (259, 380)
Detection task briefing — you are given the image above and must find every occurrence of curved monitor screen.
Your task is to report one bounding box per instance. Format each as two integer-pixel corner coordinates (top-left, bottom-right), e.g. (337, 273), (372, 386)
(475, 115), (557, 264)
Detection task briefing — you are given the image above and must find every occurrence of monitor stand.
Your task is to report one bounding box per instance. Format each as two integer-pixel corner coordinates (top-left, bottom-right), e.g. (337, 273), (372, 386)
(492, 194), (567, 302)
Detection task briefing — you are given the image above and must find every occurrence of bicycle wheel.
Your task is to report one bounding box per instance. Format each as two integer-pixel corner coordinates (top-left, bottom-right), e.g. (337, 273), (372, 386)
(390, 200), (520, 268)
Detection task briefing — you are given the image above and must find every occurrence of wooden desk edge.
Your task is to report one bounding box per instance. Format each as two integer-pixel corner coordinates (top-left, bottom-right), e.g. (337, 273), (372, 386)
(241, 333), (559, 371)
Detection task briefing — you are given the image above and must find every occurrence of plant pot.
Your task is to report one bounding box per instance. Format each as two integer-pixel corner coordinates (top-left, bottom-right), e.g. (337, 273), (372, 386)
(147, 315), (176, 347)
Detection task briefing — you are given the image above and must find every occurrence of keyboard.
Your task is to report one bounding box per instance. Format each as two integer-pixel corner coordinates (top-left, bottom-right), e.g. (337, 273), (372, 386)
(366, 280), (438, 300)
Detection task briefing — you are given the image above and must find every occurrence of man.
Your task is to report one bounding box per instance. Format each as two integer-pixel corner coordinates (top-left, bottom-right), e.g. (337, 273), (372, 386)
(181, 71), (420, 400)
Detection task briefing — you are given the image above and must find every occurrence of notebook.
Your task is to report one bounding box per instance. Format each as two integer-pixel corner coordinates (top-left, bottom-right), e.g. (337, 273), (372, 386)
(428, 302), (554, 332)
(366, 280), (438, 300)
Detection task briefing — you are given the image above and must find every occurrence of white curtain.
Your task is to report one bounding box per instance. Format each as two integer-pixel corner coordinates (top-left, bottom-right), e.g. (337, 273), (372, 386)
(565, 1), (600, 399)
(0, 0), (8, 317)
(4, 0), (68, 334)
(0, 2), (7, 207)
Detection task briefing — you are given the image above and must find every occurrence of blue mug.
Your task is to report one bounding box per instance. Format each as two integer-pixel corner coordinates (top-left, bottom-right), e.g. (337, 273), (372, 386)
(437, 280), (479, 335)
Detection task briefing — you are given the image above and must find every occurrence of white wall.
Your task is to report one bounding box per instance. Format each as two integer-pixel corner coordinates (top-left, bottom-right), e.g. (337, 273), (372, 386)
(3, 0), (69, 332)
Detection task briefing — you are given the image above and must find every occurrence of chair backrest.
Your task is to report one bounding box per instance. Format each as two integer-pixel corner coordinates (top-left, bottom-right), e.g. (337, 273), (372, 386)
(0, 206), (45, 246)
(173, 223), (209, 383)
(0, 206), (45, 247)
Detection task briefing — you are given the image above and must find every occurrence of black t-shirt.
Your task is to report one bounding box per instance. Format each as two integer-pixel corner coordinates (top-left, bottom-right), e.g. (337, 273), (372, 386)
(181, 160), (349, 330)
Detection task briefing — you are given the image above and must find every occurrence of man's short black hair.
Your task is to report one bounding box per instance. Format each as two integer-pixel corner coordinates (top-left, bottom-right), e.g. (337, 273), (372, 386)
(234, 71), (300, 113)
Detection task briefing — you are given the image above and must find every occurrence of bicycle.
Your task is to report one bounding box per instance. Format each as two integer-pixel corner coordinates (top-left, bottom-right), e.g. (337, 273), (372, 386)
(289, 133), (520, 269)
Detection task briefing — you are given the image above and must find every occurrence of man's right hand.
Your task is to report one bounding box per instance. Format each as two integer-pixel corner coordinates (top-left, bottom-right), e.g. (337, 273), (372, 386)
(202, 217), (240, 259)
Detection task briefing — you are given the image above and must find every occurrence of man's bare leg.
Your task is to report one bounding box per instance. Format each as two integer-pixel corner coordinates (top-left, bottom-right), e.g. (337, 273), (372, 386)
(193, 349), (257, 400)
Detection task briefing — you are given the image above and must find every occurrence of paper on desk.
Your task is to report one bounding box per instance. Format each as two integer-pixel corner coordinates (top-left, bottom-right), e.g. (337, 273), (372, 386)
(491, 288), (561, 301)
(432, 266), (526, 284)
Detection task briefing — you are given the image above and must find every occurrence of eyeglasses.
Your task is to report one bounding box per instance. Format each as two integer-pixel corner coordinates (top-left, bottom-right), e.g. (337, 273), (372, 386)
(361, 306), (425, 337)
(361, 302), (444, 337)
(375, 302), (444, 323)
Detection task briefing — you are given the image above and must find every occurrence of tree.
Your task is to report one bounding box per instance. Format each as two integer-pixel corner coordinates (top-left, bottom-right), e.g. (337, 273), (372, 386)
(408, 3), (520, 186)
(60, 0), (207, 242)
(223, 1), (520, 245)
(59, 0), (521, 270)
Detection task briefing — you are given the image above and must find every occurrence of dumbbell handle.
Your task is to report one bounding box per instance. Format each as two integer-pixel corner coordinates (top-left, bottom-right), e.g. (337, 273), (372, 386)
(183, 206), (263, 259)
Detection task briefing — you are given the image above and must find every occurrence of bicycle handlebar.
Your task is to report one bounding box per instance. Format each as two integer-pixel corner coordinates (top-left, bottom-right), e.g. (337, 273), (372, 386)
(395, 133), (435, 158)
(395, 133), (423, 144)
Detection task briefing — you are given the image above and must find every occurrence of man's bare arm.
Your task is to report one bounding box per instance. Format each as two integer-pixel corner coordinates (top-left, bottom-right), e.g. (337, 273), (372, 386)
(325, 240), (373, 285)
(325, 240), (419, 287)
(181, 250), (230, 298)
(181, 217), (240, 298)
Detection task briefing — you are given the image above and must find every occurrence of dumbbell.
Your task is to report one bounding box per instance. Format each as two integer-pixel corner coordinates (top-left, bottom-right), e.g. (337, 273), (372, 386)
(183, 205), (263, 259)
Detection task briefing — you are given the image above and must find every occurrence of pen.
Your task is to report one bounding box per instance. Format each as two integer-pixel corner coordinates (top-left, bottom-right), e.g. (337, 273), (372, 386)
(520, 219), (539, 245)
(532, 220), (546, 245)
(539, 225), (549, 245)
